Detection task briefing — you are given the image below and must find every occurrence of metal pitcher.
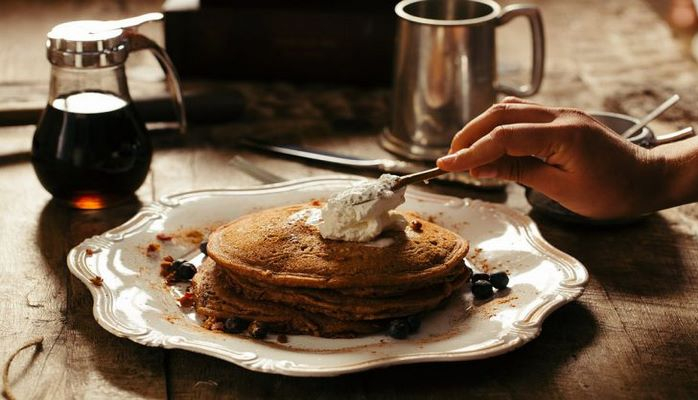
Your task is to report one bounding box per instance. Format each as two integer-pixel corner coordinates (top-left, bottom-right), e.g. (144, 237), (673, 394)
(381, 0), (545, 160)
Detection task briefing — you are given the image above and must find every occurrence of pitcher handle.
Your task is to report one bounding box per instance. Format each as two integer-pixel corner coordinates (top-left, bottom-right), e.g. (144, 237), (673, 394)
(128, 33), (187, 135)
(495, 5), (545, 97)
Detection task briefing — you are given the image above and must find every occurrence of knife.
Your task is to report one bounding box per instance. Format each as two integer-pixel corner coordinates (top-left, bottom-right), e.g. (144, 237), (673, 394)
(240, 139), (506, 189)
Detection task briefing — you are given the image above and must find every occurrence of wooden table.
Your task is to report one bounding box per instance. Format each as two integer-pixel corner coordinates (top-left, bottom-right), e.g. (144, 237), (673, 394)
(2, 0), (698, 398)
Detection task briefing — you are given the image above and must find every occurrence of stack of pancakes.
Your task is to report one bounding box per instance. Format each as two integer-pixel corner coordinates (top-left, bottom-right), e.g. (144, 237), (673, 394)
(192, 203), (470, 337)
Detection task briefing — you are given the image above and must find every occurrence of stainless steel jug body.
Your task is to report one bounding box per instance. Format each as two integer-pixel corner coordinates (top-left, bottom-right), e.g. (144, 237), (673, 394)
(382, 0), (544, 160)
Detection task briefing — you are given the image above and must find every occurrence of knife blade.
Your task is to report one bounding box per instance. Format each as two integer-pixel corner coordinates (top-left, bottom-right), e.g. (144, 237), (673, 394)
(240, 139), (506, 189)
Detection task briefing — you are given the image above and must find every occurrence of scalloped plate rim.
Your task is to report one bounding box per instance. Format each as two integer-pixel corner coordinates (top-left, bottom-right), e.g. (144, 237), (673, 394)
(66, 175), (588, 376)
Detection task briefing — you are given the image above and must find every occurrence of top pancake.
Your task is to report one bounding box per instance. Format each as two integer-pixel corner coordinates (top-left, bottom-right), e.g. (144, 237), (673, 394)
(207, 203), (469, 289)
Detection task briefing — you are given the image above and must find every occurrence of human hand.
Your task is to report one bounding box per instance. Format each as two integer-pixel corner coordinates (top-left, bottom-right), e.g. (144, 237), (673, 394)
(436, 97), (667, 219)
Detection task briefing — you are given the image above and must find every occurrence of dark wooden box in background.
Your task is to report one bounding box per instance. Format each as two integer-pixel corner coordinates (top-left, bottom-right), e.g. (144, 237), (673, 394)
(164, 0), (397, 85)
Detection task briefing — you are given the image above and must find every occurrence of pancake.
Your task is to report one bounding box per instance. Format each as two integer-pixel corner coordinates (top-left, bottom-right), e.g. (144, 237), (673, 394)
(193, 260), (389, 337)
(207, 204), (469, 289)
(222, 261), (470, 320)
(194, 202), (471, 338)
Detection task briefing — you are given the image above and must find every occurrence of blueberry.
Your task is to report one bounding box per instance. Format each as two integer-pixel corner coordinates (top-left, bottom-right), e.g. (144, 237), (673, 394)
(471, 273), (490, 283)
(472, 280), (494, 300)
(174, 261), (197, 280)
(388, 319), (410, 339)
(249, 321), (268, 339)
(406, 315), (421, 333)
(224, 317), (249, 333)
(199, 241), (208, 256)
(490, 272), (509, 289)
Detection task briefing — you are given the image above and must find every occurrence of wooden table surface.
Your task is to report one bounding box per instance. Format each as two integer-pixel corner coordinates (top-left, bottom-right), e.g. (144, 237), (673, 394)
(2, 0), (698, 398)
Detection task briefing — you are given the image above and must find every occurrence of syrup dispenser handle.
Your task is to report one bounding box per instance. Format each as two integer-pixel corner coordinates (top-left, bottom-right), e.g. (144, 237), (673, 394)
(119, 13), (186, 134)
(128, 33), (187, 135)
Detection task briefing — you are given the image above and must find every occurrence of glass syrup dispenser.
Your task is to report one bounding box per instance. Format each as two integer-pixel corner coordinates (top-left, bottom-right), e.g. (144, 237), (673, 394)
(32, 13), (186, 209)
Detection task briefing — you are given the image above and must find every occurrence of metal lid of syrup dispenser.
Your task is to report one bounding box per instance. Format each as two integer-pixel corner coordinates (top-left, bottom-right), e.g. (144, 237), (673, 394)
(46, 12), (163, 68)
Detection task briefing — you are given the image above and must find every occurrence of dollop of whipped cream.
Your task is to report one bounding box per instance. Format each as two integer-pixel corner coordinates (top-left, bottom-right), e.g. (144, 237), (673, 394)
(318, 174), (407, 242)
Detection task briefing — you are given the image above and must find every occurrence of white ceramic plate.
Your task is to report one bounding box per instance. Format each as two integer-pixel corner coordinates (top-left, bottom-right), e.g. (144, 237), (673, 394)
(67, 176), (588, 377)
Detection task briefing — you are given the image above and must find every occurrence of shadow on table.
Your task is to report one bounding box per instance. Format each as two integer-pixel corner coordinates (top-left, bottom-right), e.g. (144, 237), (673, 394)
(36, 198), (169, 398)
(532, 211), (692, 297)
(531, 209), (698, 396)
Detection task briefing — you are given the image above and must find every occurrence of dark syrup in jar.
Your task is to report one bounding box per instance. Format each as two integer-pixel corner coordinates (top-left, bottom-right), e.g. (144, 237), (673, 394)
(32, 91), (151, 209)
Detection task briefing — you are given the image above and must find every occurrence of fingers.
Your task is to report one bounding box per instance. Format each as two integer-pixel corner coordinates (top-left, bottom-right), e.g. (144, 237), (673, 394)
(439, 123), (559, 171)
(448, 103), (557, 153)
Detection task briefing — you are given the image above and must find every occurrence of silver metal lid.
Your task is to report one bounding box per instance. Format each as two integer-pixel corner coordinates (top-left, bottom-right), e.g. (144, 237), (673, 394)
(45, 13), (163, 68)
(47, 21), (127, 68)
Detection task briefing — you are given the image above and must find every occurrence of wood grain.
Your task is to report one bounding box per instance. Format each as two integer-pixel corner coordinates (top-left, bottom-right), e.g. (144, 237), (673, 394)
(0, 0), (697, 399)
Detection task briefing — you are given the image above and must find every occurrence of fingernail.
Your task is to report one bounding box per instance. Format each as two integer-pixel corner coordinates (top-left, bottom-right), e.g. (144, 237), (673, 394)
(437, 154), (459, 170)
(472, 165), (497, 179)
(438, 153), (458, 164)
